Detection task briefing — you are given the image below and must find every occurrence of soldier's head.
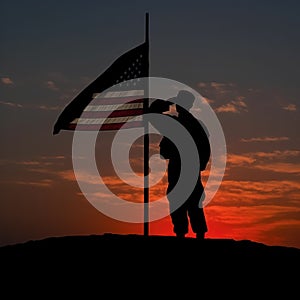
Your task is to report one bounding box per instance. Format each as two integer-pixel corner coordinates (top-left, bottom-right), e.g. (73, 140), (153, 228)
(175, 90), (195, 112)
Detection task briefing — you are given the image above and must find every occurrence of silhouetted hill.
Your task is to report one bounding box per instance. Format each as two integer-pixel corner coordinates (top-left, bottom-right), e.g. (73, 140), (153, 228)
(1, 234), (299, 294)
(1, 233), (299, 259)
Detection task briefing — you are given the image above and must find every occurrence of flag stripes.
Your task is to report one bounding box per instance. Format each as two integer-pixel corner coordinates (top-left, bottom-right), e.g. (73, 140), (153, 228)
(67, 120), (143, 131)
(80, 109), (143, 118)
(68, 89), (145, 131)
(94, 90), (144, 98)
(87, 98), (143, 106)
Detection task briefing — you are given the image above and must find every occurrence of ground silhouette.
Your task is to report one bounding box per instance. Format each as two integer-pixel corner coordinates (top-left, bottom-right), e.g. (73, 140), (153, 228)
(1, 233), (299, 264)
(1, 233), (299, 294)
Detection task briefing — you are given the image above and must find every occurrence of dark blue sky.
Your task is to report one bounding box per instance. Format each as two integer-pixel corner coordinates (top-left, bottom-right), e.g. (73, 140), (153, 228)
(1, 0), (300, 88)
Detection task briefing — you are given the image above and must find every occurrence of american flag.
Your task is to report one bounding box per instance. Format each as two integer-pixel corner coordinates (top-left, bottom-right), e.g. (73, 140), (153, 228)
(53, 42), (148, 134)
(68, 89), (144, 131)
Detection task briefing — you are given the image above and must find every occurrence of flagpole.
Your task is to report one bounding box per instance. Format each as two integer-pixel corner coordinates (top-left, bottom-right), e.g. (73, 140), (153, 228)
(143, 12), (150, 237)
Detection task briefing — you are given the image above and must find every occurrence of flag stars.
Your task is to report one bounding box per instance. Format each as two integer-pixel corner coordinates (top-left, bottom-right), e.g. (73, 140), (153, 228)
(116, 58), (143, 86)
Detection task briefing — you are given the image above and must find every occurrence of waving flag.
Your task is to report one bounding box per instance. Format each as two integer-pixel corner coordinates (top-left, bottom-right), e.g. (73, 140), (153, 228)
(53, 41), (149, 134)
(54, 13), (151, 237)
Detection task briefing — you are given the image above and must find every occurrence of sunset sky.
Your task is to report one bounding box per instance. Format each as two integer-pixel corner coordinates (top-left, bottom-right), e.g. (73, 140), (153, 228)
(1, 0), (299, 248)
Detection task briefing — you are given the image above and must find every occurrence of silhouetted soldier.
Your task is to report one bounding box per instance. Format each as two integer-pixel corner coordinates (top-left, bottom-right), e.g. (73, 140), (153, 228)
(152, 90), (211, 239)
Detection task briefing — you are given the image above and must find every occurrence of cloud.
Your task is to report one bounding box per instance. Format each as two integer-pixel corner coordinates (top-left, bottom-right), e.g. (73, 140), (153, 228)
(0, 100), (23, 108)
(0, 177), (54, 187)
(215, 99), (248, 113)
(215, 103), (237, 113)
(211, 179), (300, 206)
(15, 156), (67, 167)
(241, 136), (289, 143)
(58, 169), (77, 182)
(14, 179), (53, 187)
(1, 77), (13, 85)
(0, 156), (68, 169)
(226, 150), (300, 175)
(198, 81), (236, 93)
(253, 150), (300, 159)
(46, 80), (59, 91)
(17, 161), (42, 166)
(198, 81), (237, 95)
(227, 154), (256, 165)
(254, 163), (300, 174)
(0, 100), (61, 111)
(202, 97), (214, 104)
(0, 157), (71, 191)
(282, 104), (296, 111)
(210, 81), (235, 91)
(222, 179), (300, 194)
(198, 82), (207, 88)
(197, 81), (249, 113)
(227, 150), (300, 166)
(37, 105), (61, 111)
(41, 155), (65, 160)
